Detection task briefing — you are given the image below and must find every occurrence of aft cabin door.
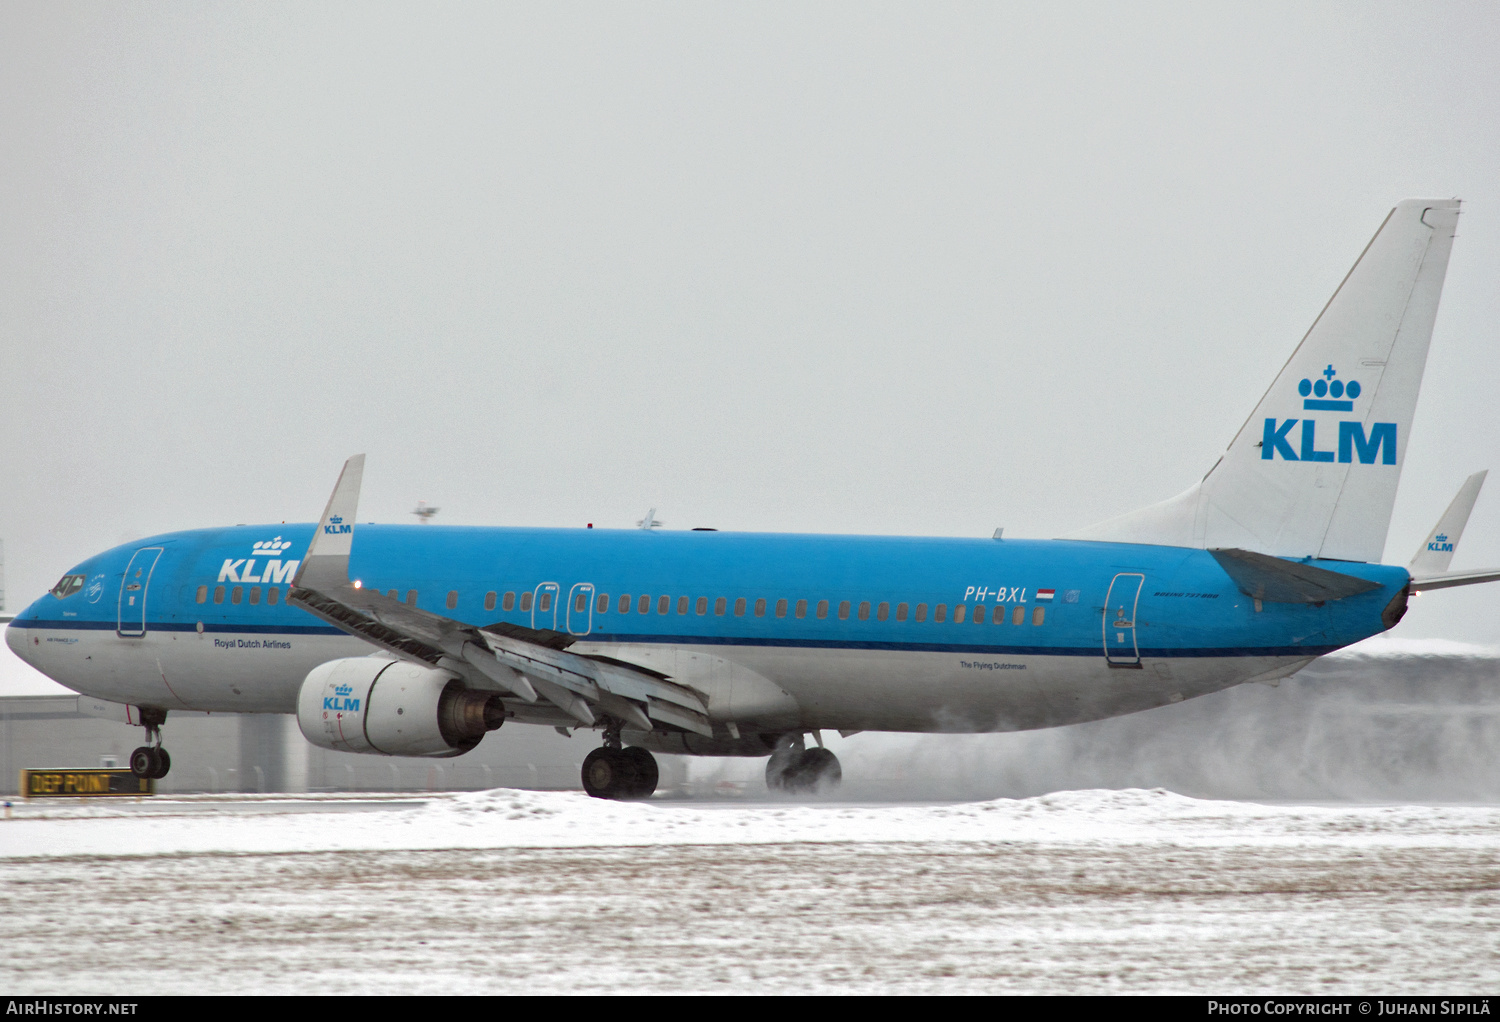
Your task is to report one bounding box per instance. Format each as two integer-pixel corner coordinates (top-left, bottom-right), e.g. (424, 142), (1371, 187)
(117, 547), (163, 638)
(1103, 573), (1145, 668)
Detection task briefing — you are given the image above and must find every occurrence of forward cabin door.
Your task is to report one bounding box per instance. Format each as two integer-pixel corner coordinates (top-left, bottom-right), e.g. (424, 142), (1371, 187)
(117, 547), (163, 637)
(1103, 572), (1145, 668)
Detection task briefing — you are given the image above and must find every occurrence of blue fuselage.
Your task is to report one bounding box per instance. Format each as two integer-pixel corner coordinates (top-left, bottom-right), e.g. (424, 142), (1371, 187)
(7, 524), (1409, 734)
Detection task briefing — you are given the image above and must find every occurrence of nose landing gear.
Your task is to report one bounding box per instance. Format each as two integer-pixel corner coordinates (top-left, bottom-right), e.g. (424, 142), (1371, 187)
(129, 707), (171, 780)
(581, 722), (659, 800)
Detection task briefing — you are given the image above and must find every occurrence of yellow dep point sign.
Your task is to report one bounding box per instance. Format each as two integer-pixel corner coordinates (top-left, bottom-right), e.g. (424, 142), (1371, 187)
(22, 769), (155, 798)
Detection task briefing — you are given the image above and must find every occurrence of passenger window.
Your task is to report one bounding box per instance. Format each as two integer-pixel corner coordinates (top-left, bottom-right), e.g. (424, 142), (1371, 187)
(776, 599), (788, 618)
(575, 593), (587, 612)
(877, 602), (889, 622)
(696, 597), (708, 615)
(232, 586), (243, 605)
(1033, 607), (1045, 626)
(539, 593), (552, 612)
(838, 601), (850, 620)
(268, 587), (280, 606)
(754, 598), (766, 617)
(954, 604), (967, 623)
(503, 592), (516, 611)
(817, 600), (829, 620)
(196, 586), (208, 604)
(896, 602), (908, 622)
(857, 602), (869, 621)
(406, 590), (418, 606)
(1013, 606), (1024, 625)
(993, 604), (1006, 624)
(914, 603), (927, 622)
(520, 592), (533, 612)
(934, 604), (947, 623)
(214, 586), (225, 605)
(795, 599), (807, 619)
(447, 591), (459, 610)
(656, 595), (668, 614)
(619, 594), (632, 614)
(734, 598), (746, 616)
(716, 598), (728, 616)
(675, 596), (687, 614)
(598, 594), (609, 612)
(485, 592), (497, 612)
(249, 587), (262, 606)
(973, 604), (986, 624)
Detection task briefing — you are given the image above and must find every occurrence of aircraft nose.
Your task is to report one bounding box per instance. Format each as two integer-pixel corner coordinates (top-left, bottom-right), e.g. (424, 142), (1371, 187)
(5, 617), (30, 663)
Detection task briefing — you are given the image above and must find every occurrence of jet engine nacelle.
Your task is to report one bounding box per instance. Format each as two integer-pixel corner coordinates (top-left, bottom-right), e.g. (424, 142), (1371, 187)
(296, 657), (504, 757)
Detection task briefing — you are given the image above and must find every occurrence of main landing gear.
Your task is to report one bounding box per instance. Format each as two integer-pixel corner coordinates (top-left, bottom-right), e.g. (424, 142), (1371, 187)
(581, 723), (659, 800)
(129, 707), (172, 780)
(765, 734), (842, 794)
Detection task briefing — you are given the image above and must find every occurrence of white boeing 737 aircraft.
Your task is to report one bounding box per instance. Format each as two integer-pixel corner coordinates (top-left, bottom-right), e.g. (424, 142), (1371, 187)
(8, 199), (1499, 799)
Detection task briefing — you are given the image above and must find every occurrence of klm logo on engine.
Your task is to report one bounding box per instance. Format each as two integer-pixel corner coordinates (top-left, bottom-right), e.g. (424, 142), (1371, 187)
(324, 515), (352, 535)
(324, 682), (361, 713)
(1261, 365), (1396, 465)
(1428, 533), (1454, 553)
(218, 536), (300, 583)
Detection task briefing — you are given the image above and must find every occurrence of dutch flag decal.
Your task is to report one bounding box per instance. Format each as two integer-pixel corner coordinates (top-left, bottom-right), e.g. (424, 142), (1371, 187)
(1036, 589), (1056, 601)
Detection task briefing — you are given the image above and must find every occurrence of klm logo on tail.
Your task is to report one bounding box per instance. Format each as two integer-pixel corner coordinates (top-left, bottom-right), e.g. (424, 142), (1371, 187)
(323, 515), (352, 535)
(1428, 533), (1454, 553)
(1262, 365), (1396, 465)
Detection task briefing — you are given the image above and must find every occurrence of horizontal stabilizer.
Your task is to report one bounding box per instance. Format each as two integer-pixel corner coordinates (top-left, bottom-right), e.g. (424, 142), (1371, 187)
(1409, 569), (1500, 592)
(1209, 548), (1382, 603)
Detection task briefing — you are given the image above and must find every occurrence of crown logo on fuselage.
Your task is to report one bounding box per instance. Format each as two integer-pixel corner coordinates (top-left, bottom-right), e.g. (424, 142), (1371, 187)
(252, 536), (293, 556)
(1298, 364), (1362, 411)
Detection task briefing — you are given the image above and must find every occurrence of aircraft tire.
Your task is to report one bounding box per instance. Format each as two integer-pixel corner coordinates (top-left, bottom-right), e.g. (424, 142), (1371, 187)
(129, 747), (156, 779)
(797, 748), (841, 792)
(620, 746), (658, 799)
(151, 748), (172, 780)
(581, 747), (623, 799)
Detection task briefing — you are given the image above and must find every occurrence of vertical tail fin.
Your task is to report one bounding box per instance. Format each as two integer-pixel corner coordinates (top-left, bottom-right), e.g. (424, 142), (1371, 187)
(1069, 198), (1461, 561)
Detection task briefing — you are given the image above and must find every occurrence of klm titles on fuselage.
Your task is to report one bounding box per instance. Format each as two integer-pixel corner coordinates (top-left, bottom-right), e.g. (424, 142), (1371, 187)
(1262, 366), (1397, 465)
(217, 536), (299, 583)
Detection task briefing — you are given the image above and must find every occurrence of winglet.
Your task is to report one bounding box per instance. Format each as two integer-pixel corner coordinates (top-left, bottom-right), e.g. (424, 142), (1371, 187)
(293, 454), (365, 591)
(1410, 470), (1486, 575)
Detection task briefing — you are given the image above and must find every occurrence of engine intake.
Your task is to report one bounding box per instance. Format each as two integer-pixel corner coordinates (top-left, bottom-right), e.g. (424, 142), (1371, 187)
(297, 657), (504, 757)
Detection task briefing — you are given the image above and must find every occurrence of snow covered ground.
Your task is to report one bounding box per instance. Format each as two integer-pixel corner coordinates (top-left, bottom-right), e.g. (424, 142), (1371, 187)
(3, 788), (1499, 993)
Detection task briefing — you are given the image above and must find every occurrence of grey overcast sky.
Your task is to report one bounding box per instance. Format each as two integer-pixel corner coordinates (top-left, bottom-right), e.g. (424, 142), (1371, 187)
(3, 2), (1499, 645)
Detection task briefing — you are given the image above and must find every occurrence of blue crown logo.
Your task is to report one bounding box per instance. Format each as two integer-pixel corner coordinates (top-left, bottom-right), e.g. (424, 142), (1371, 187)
(1436, 534), (1448, 543)
(329, 516), (343, 524)
(1298, 364), (1361, 411)
(334, 684), (353, 696)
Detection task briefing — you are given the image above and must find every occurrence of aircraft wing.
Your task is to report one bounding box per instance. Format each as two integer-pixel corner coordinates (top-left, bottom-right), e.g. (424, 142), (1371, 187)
(288, 455), (712, 737)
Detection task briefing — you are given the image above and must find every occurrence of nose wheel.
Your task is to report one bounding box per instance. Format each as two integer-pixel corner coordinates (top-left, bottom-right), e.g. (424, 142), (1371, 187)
(129, 707), (171, 780)
(581, 746), (659, 800)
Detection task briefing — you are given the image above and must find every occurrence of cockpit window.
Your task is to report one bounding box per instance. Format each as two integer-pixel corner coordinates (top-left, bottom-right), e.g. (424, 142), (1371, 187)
(50, 574), (85, 599)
